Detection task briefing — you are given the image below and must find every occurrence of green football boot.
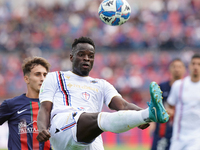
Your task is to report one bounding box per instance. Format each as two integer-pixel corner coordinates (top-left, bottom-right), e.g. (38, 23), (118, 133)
(147, 81), (169, 123)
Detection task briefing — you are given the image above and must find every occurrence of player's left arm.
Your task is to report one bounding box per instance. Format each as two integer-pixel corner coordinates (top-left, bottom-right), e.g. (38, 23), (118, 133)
(0, 100), (11, 125)
(103, 79), (143, 111)
(103, 80), (149, 129)
(109, 96), (143, 111)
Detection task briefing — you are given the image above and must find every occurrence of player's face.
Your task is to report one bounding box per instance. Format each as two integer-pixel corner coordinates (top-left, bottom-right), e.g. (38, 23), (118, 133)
(189, 58), (200, 78)
(170, 60), (185, 80)
(70, 43), (95, 76)
(24, 65), (48, 93)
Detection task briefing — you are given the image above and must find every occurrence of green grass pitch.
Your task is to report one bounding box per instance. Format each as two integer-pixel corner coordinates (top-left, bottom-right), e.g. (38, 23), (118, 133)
(105, 144), (149, 150)
(0, 144), (149, 150)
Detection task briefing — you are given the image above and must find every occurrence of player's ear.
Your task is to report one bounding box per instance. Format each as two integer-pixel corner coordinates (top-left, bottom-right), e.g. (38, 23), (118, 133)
(70, 53), (73, 62)
(24, 75), (29, 84)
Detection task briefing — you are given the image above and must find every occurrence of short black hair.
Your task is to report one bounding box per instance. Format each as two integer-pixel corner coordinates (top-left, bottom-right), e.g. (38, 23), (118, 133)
(191, 53), (200, 60)
(72, 37), (95, 50)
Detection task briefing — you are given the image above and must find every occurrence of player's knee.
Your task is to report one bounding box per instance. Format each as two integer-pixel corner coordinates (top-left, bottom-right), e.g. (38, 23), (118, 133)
(77, 112), (103, 143)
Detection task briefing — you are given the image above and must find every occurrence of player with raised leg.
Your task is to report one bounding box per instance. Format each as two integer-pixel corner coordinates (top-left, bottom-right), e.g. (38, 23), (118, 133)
(36, 37), (169, 150)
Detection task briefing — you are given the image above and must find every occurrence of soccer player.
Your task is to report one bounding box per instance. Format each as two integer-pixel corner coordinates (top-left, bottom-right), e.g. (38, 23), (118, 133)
(36, 37), (169, 150)
(0, 57), (52, 150)
(151, 59), (185, 150)
(167, 54), (200, 150)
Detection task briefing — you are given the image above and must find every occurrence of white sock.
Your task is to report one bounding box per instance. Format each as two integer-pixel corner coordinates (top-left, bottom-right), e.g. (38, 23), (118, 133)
(97, 110), (149, 133)
(141, 108), (151, 122)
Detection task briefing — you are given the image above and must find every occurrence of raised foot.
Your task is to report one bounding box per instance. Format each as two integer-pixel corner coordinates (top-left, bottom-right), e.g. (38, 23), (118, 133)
(148, 81), (169, 123)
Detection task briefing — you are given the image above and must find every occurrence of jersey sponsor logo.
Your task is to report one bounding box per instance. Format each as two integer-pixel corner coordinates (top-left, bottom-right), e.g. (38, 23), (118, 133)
(65, 76), (70, 79)
(18, 120), (38, 134)
(67, 83), (99, 92)
(67, 83), (73, 88)
(17, 109), (27, 114)
(82, 92), (90, 100)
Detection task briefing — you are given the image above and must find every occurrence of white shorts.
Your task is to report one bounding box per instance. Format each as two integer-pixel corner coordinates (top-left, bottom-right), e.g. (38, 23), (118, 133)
(170, 138), (200, 150)
(49, 111), (104, 150)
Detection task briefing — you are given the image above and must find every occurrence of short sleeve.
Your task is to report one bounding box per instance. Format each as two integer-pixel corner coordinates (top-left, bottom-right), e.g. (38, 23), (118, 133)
(39, 72), (58, 103)
(102, 80), (122, 107)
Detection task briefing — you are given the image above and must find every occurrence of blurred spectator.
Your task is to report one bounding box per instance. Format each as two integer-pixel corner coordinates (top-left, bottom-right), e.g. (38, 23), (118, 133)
(0, 0), (200, 51)
(0, 50), (194, 107)
(0, 0), (197, 105)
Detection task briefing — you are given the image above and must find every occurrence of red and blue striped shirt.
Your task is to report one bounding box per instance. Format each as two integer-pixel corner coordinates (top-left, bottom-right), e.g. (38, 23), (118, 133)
(0, 94), (52, 150)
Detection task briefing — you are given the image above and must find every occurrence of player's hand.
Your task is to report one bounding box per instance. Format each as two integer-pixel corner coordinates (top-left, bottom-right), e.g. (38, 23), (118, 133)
(138, 123), (150, 130)
(37, 129), (51, 142)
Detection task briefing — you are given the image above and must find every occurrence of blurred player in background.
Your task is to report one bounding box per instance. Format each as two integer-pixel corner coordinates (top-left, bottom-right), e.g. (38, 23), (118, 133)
(0, 57), (52, 150)
(36, 36), (169, 150)
(166, 54), (200, 150)
(151, 58), (185, 150)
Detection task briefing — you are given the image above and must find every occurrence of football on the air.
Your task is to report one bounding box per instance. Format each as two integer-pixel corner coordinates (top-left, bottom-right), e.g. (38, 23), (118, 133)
(98, 0), (131, 26)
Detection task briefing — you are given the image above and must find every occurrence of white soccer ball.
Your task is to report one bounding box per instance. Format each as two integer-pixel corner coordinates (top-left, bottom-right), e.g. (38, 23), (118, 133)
(98, 0), (131, 26)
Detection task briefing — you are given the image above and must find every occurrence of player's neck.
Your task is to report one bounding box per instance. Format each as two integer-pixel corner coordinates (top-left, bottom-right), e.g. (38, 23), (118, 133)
(26, 90), (39, 99)
(170, 77), (184, 86)
(191, 76), (200, 83)
(170, 78), (177, 86)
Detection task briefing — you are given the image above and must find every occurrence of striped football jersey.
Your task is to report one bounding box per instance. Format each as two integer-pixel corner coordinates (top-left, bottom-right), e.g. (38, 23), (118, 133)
(0, 94), (52, 150)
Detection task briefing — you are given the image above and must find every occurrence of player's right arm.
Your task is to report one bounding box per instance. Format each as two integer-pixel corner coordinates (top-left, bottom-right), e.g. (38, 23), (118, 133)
(37, 72), (58, 142)
(37, 101), (52, 142)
